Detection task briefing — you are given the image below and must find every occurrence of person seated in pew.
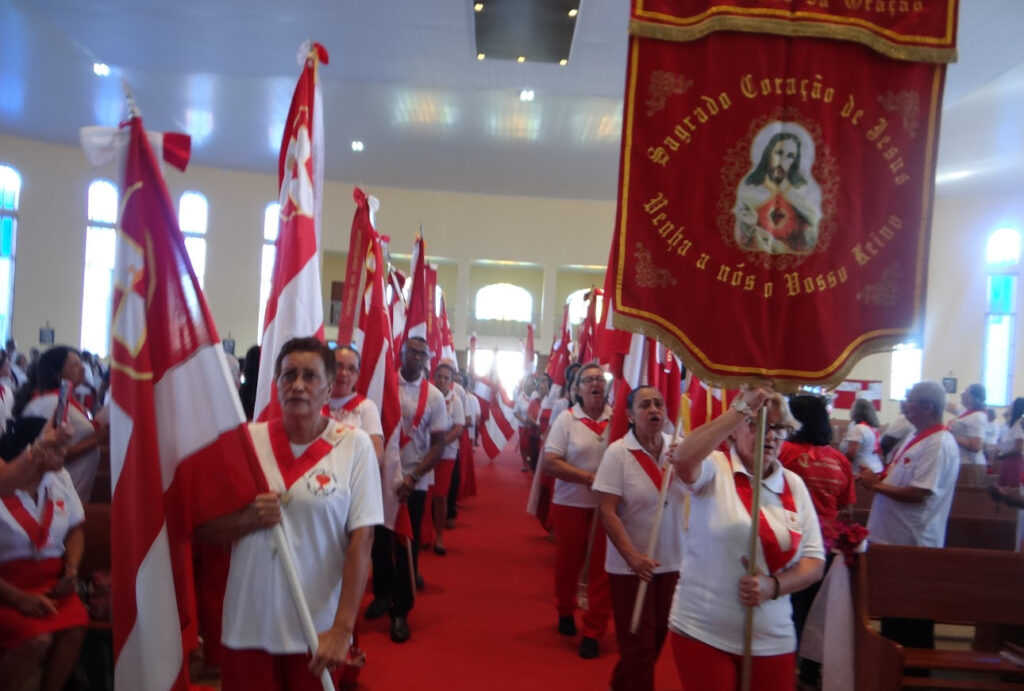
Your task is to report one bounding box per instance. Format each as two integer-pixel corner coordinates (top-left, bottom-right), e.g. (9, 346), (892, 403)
(0, 421), (85, 691)
(859, 380), (960, 652)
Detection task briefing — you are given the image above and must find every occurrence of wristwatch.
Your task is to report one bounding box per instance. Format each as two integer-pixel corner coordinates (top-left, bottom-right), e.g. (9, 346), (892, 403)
(731, 398), (754, 416)
(408, 470), (422, 483)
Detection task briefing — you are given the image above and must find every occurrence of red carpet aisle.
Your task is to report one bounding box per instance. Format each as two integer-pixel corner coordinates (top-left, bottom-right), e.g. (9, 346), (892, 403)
(355, 445), (681, 690)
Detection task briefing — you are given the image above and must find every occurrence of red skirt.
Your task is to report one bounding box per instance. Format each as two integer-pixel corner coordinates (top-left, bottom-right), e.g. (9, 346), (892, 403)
(0, 557), (88, 649)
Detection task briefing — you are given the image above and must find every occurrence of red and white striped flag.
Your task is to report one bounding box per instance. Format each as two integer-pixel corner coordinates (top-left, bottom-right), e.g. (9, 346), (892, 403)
(349, 189), (406, 535)
(523, 324), (535, 375)
(397, 234), (428, 357)
(438, 292), (456, 366)
(109, 116), (266, 690)
(255, 41), (328, 421)
(474, 356), (517, 460)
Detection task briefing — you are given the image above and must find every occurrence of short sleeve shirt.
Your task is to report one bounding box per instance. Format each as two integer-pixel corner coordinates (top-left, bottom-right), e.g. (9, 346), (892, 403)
(592, 431), (686, 575)
(398, 372), (448, 490)
(668, 450), (824, 656)
(949, 410), (987, 465)
(329, 394), (384, 438)
(998, 419), (1024, 455)
(779, 441), (856, 530)
(866, 429), (959, 547)
(222, 421), (384, 653)
(0, 470), (84, 562)
(839, 423), (883, 473)
(544, 403), (613, 508)
(440, 390), (466, 460)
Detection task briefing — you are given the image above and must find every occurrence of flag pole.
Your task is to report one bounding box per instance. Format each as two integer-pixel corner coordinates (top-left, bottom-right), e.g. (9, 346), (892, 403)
(629, 410), (682, 634)
(271, 524), (336, 691)
(740, 405), (768, 691)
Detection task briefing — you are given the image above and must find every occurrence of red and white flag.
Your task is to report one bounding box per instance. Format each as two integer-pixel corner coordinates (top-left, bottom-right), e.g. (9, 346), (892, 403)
(108, 116), (265, 690)
(348, 189), (406, 534)
(684, 373), (737, 435)
(523, 324), (536, 375)
(468, 332), (478, 377)
(398, 234), (428, 356)
(546, 304), (572, 392)
(438, 292), (456, 366)
(576, 288), (603, 365)
(474, 356), (517, 460)
(255, 41), (328, 421)
(831, 379), (883, 411)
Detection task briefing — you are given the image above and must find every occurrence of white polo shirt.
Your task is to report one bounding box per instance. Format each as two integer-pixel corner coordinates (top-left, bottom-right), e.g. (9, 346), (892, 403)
(222, 421), (383, 653)
(0, 470), (84, 562)
(998, 419), (1024, 454)
(668, 450), (824, 656)
(465, 393), (481, 433)
(592, 430), (686, 575)
(866, 428), (959, 547)
(949, 409), (987, 465)
(328, 394), (384, 439)
(440, 389), (466, 460)
(23, 393), (101, 502)
(840, 423), (883, 473)
(398, 371), (448, 490)
(544, 402), (614, 509)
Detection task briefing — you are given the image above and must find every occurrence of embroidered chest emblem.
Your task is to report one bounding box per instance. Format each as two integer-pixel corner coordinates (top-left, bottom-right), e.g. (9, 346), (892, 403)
(306, 468), (337, 497)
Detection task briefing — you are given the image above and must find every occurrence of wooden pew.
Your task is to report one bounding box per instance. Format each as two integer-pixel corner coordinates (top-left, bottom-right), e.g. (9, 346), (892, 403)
(79, 503), (112, 631)
(852, 485), (1021, 551)
(854, 544), (1024, 690)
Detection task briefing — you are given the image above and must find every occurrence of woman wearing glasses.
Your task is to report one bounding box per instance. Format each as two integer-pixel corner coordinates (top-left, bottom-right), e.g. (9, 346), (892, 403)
(668, 387), (824, 691)
(542, 362), (613, 659)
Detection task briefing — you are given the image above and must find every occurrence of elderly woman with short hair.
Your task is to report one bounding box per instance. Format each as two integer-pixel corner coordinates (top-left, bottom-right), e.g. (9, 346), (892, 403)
(669, 388), (824, 691)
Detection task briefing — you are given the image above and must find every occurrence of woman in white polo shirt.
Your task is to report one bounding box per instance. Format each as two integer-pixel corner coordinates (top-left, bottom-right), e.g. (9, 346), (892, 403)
(841, 397), (883, 473)
(948, 383), (989, 484)
(669, 388), (824, 691)
(593, 385), (685, 691)
(197, 338), (383, 691)
(542, 362), (613, 660)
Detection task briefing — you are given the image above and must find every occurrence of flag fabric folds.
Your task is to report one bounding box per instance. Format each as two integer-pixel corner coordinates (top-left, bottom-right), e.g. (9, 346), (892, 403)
(474, 358), (516, 460)
(255, 41), (328, 421)
(109, 116), (266, 691)
(523, 324), (535, 376)
(398, 234), (428, 356)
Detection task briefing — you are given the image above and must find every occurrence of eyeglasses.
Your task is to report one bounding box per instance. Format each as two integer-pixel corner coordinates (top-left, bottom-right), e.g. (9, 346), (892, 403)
(580, 375), (605, 385)
(746, 419), (790, 439)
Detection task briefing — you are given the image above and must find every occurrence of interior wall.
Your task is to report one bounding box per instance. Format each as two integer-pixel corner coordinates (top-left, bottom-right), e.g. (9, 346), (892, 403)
(2, 132), (1022, 425)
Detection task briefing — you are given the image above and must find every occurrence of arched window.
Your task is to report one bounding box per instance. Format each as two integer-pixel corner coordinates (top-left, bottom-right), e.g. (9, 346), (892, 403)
(889, 342), (923, 400)
(0, 164), (22, 345)
(80, 179), (119, 357)
(475, 282), (532, 322)
(983, 227), (1020, 405)
(566, 288), (591, 325)
(257, 202), (279, 342)
(178, 190), (208, 288)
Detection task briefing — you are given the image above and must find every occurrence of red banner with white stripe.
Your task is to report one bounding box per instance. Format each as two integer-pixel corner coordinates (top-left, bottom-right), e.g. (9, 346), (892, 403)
(109, 116), (265, 691)
(474, 359), (516, 460)
(255, 42), (328, 421)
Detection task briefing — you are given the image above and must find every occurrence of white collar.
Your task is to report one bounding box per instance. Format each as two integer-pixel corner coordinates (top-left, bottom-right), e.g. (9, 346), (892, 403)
(330, 392), (358, 408)
(623, 429), (666, 458)
(729, 447), (785, 493)
(572, 402), (611, 423)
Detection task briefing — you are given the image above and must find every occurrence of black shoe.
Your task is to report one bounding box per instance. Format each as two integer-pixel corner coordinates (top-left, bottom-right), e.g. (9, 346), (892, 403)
(433, 544), (447, 556)
(390, 615), (410, 643)
(364, 597), (389, 620)
(578, 636), (599, 659)
(557, 615), (576, 636)
(415, 574), (425, 591)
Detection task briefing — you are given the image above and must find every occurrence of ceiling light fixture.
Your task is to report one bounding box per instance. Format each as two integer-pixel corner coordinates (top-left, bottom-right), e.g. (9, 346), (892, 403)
(519, 89), (535, 102)
(93, 62), (110, 76)
(474, 2), (484, 11)
(517, 56), (526, 63)
(568, 8), (578, 17)
(559, 59), (568, 66)
(477, 53), (486, 60)
(351, 140), (364, 152)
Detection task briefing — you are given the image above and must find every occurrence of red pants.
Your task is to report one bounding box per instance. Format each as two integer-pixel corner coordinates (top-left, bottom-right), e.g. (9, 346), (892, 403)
(551, 504), (611, 639)
(608, 572), (678, 691)
(670, 632), (795, 691)
(221, 647), (341, 691)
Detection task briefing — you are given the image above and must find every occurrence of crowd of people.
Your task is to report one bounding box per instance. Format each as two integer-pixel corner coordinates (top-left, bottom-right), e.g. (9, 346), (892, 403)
(2, 334), (1023, 691)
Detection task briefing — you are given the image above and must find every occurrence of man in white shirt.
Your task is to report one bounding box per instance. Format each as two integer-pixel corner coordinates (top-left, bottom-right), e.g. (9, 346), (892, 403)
(860, 380), (959, 652)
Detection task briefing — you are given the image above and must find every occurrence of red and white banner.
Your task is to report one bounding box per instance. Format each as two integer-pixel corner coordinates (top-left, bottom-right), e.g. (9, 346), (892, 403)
(348, 189), (405, 532)
(474, 358), (517, 460)
(398, 235), (428, 356)
(831, 379), (883, 411)
(684, 373), (737, 435)
(523, 324), (536, 375)
(438, 291), (456, 367)
(546, 304), (572, 397)
(255, 41), (328, 420)
(609, 1), (958, 390)
(108, 116), (265, 690)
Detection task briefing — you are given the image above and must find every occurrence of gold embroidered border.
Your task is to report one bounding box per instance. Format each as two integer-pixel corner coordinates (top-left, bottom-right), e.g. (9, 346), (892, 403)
(612, 310), (916, 393)
(629, 17), (957, 64)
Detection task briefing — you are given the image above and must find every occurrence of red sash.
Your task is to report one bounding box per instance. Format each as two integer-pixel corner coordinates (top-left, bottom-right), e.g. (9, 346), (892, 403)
(734, 472), (801, 574)
(341, 394), (365, 412)
(576, 415), (610, 439)
(629, 447), (664, 490)
(948, 408), (980, 431)
(400, 378), (429, 450)
(268, 419), (336, 488)
(857, 422), (882, 457)
(38, 386), (98, 429)
(2, 491), (55, 551)
(883, 423), (946, 477)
